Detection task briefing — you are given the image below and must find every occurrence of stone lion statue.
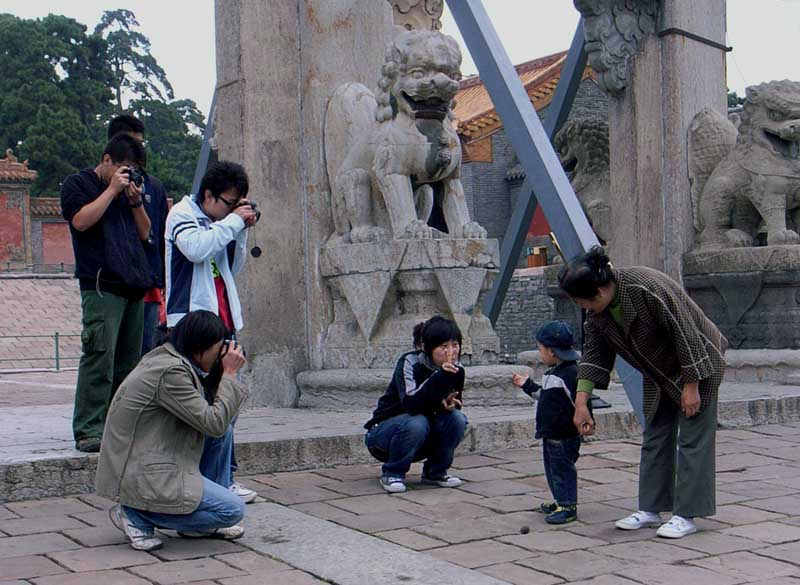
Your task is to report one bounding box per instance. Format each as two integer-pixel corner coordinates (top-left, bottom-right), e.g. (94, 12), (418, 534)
(324, 28), (486, 244)
(689, 80), (800, 250)
(554, 117), (611, 244)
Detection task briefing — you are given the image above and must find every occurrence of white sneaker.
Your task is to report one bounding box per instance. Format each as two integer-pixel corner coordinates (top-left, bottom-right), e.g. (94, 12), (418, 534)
(230, 482), (257, 504)
(615, 511), (662, 530)
(380, 476), (407, 493)
(656, 515), (697, 538)
(109, 504), (163, 551)
(420, 474), (463, 488)
(179, 524), (245, 540)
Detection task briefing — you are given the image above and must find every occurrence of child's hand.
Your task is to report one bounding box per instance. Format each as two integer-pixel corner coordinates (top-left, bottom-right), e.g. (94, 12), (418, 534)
(511, 373), (529, 387)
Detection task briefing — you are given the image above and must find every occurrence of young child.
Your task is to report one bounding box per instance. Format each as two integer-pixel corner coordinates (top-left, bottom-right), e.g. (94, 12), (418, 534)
(364, 316), (467, 493)
(512, 320), (585, 524)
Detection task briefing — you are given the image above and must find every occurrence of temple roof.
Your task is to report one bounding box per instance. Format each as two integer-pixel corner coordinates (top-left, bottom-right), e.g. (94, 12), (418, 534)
(30, 197), (62, 218)
(0, 149), (38, 183)
(453, 51), (595, 141)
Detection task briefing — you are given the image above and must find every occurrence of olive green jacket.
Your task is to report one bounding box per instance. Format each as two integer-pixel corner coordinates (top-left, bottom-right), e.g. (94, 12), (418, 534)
(95, 343), (247, 513)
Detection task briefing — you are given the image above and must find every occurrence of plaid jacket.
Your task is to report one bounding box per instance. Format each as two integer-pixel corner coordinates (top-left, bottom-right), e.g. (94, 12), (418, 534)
(578, 267), (727, 423)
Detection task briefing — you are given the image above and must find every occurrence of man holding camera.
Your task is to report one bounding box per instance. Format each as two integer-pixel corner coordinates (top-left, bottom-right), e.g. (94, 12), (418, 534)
(61, 134), (154, 452)
(165, 160), (257, 503)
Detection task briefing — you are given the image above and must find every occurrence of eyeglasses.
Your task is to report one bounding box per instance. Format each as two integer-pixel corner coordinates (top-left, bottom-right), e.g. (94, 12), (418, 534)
(218, 196), (240, 209)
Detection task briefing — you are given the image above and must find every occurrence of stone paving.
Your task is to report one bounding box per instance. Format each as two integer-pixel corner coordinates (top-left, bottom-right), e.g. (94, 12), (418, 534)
(3, 424), (800, 584)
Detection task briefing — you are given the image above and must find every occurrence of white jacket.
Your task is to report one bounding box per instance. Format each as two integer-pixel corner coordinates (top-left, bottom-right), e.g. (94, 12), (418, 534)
(165, 196), (248, 331)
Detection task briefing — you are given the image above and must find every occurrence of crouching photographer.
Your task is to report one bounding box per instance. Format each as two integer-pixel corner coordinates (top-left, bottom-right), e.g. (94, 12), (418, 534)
(96, 310), (249, 551)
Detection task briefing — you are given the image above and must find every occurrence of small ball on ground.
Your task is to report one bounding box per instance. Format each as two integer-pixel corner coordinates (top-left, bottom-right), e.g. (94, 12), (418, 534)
(520, 525), (530, 534)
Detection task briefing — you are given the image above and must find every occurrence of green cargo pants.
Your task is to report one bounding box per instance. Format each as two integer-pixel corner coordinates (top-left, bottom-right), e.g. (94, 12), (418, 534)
(73, 290), (143, 443)
(638, 392), (718, 518)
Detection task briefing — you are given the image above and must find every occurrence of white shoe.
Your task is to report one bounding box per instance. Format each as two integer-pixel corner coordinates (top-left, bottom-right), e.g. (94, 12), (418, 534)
(380, 476), (407, 493)
(420, 474), (463, 488)
(109, 504), (163, 551)
(230, 482), (257, 504)
(615, 511), (662, 530)
(178, 524), (245, 540)
(656, 515), (697, 538)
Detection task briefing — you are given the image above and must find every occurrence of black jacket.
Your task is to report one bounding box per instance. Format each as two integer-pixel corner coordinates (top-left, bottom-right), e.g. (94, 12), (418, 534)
(364, 351), (464, 430)
(522, 360), (580, 439)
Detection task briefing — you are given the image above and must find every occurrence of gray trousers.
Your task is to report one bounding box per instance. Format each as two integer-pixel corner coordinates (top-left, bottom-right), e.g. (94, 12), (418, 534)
(638, 392), (717, 518)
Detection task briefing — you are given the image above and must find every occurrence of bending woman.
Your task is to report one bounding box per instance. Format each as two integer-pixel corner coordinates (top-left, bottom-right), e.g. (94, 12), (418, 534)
(559, 247), (727, 539)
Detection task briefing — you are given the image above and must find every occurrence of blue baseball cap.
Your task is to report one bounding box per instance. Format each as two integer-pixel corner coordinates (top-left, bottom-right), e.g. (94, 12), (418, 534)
(536, 321), (580, 362)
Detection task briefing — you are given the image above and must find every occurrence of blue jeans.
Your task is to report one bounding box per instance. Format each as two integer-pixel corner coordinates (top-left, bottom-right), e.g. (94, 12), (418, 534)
(123, 426), (244, 532)
(542, 435), (581, 507)
(141, 301), (161, 355)
(365, 411), (467, 479)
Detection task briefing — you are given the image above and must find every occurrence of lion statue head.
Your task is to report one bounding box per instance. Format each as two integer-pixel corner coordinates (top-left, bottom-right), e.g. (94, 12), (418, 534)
(554, 117), (610, 193)
(375, 29), (462, 123)
(739, 79), (800, 159)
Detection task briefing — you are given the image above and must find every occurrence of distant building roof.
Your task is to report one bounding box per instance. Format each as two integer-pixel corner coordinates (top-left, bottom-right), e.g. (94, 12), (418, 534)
(0, 149), (38, 184)
(30, 197), (62, 218)
(453, 51), (595, 142)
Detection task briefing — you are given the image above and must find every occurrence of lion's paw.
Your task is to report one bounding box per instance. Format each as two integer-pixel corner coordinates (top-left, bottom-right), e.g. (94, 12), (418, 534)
(351, 226), (388, 243)
(402, 220), (434, 240)
(768, 229), (800, 246)
(724, 229), (754, 248)
(462, 222), (487, 239)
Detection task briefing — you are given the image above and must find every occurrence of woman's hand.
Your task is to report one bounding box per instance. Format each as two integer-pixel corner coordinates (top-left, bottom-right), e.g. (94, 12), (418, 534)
(222, 340), (246, 376)
(441, 391), (462, 411)
(681, 381), (701, 417)
(441, 362), (459, 374)
(573, 393), (595, 436)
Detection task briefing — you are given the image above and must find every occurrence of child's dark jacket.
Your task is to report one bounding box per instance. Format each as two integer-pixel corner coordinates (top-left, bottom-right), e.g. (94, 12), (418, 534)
(522, 360), (580, 439)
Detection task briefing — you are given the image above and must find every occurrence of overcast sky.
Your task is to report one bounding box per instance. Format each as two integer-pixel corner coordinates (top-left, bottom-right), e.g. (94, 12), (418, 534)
(2, 1), (799, 119)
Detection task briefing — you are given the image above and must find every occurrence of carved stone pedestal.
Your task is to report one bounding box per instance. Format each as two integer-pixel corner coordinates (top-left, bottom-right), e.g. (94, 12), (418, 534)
(684, 246), (800, 349)
(320, 238), (500, 368)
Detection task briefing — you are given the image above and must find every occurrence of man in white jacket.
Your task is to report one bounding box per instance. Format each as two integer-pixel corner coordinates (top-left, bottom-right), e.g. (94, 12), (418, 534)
(165, 161), (258, 504)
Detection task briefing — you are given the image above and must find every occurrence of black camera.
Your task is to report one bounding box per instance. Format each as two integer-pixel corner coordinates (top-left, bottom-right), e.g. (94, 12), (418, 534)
(125, 167), (145, 188)
(238, 200), (261, 223)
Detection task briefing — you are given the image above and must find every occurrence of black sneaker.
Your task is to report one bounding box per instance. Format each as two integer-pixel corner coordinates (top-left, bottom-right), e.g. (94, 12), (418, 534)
(545, 505), (577, 525)
(539, 502), (557, 514)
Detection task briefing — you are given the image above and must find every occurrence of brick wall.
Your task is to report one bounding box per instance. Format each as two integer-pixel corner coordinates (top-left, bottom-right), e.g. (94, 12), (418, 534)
(494, 268), (555, 355)
(0, 189), (29, 265)
(41, 222), (74, 266)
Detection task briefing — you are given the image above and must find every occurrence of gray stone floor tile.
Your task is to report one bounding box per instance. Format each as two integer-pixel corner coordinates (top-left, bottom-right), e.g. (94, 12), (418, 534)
(577, 467), (639, 485)
(0, 507), (20, 521)
(289, 501), (358, 520)
(576, 455), (627, 469)
(716, 453), (788, 472)
(477, 561), (563, 585)
(496, 460), (546, 476)
(331, 509), (429, 533)
(596, 540), (706, 563)
(616, 563), (742, 585)
(518, 549), (640, 581)
(747, 496), (800, 516)
(395, 487), (486, 506)
(220, 572), (328, 585)
(67, 510), (109, 527)
(427, 539), (533, 569)
(574, 502), (631, 525)
(149, 537), (247, 561)
(213, 551), (294, 573)
(455, 466), (523, 482)
(404, 501), (496, 522)
(725, 481), (799, 499)
(662, 530), (766, 555)
(315, 477), (388, 497)
(688, 551), (800, 580)
(480, 448), (542, 463)
(0, 555), (66, 581)
(452, 454), (509, 468)
(473, 494), (543, 513)
(46, 543), (160, 571)
(458, 479), (537, 497)
(0, 534), (81, 559)
(6, 498), (95, 519)
(564, 521), (659, 544)
(722, 520), (800, 544)
(326, 493), (429, 515)
(129, 558), (245, 584)
(754, 540), (800, 565)
(256, 485), (345, 506)
(30, 570), (153, 585)
(1, 515), (87, 536)
(710, 504), (786, 525)
(565, 574), (643, 585)
(61, 526), (129, 548)
(249, 471), (337, 489)
(314, 464), (383, 482)
(499, 530), (608, 553)
(374, 528), (448, 551)
(414, 514), (527, 544)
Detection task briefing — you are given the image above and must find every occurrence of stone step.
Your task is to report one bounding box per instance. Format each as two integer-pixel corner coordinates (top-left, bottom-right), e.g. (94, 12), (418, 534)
(3, 382), (800, 502)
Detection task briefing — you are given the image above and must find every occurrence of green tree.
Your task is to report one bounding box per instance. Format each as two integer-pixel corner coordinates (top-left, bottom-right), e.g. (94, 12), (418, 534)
(94, 9), (174, 110)
(130, 98), (204, 198)
(727, 90), (745, 108)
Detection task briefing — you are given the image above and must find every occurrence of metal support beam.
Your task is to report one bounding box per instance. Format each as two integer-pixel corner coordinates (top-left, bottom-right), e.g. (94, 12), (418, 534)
(447, 0), (645, 425)
(191, 91), (217, 196)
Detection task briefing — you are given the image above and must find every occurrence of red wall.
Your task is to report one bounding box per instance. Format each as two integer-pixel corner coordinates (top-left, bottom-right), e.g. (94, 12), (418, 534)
(0, 190), (26, 263)
(42, 222), (74, 265)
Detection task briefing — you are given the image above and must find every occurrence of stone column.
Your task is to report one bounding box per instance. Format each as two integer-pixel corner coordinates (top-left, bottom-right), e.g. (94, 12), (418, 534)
(214, 1), (392, 405)
(578, 0), (727, 279)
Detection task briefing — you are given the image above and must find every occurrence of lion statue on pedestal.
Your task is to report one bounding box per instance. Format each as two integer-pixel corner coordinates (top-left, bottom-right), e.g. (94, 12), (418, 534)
(324, 28), (486, 244)
(689, 80), (800, 250)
